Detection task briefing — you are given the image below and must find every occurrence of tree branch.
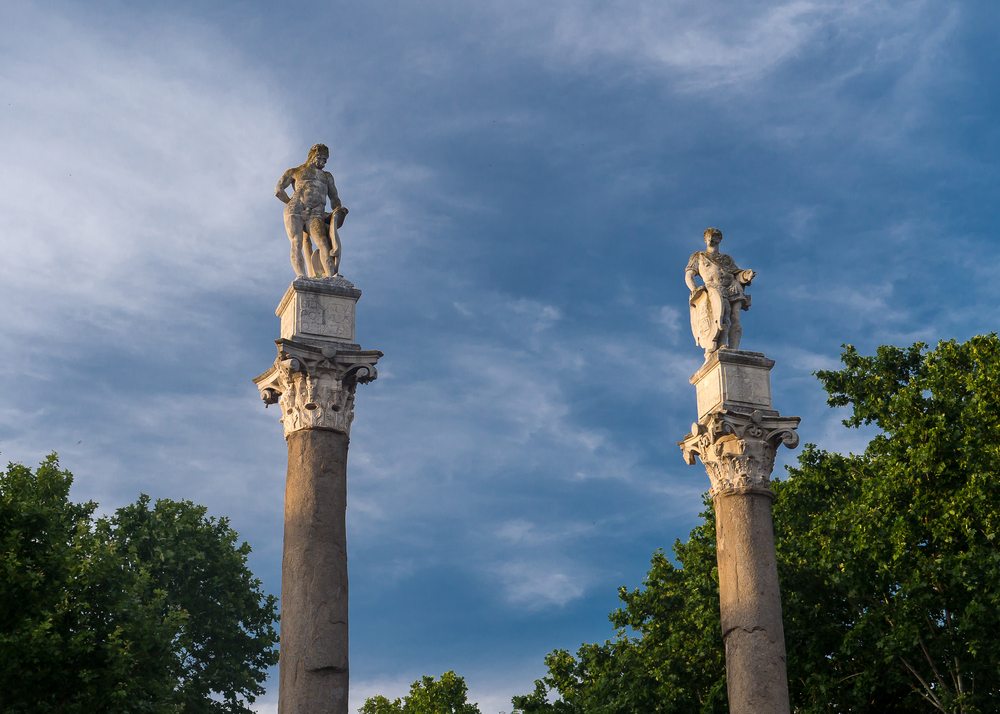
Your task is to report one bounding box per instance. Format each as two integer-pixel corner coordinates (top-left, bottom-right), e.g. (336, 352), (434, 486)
(918, 632), (951, 694)
(900, 657), (947, 713)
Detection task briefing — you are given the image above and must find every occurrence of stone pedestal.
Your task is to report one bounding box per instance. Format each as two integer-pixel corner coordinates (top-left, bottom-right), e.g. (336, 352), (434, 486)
(254, 276), (381, 714)
(678, 350), (799, 714)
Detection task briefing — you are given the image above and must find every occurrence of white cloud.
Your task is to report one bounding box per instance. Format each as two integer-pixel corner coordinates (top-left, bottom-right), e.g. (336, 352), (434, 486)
(546, 0), (825, 86)
(494, 560), (587, 608)
(654, 305), (682, 338)
(775, 346), (842, 374)
(495, 519), (595, 546)
(0, 5), (298, 368)
(0, 3), (442, 364)
(465, 0), (965, 145)
(484, 0), (921, 90)
(496, 519), (537, 544)
(508, 298), (563, 332)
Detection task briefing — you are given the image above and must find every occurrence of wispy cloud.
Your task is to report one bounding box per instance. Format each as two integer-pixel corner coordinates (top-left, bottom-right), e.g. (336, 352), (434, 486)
(485, 0), (951, 93)
(495, 518), (595, 546)
(493, 560), (588, 608)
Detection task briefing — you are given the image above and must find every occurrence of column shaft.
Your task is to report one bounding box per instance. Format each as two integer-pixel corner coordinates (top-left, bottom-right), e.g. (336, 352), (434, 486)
(714, 491), (789, 714)
(255, 278), (380, 714)
(278, 429), (350, 714)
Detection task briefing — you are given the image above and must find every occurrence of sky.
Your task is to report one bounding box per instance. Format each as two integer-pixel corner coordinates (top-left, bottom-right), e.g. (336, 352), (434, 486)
(1, 0), (999, 711)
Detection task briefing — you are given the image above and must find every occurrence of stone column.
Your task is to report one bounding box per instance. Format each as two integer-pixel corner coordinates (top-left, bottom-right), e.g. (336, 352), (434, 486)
(678, 350), (799, 714)
(254, 276), (381, 714)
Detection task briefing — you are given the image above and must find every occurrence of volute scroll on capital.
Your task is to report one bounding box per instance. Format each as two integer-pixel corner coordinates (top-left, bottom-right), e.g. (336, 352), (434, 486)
(254, 339), (382, 438)
(678, 410), (800, 498)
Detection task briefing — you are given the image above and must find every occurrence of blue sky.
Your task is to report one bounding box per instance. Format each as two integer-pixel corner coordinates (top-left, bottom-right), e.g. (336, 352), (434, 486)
(2, 0), (999, 711)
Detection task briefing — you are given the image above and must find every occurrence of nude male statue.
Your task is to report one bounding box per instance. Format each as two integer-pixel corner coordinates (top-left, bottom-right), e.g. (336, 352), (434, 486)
(686, 228), (756, 357)
(275, 143), (348, 279)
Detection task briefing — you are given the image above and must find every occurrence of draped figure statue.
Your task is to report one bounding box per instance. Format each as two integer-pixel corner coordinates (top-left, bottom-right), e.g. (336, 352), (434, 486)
(685, 228), (756, 358)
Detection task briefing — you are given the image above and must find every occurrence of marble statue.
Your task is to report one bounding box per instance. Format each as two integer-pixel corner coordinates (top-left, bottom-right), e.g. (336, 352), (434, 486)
(275, 143), (349, 279)
(685, 228), (755, 358)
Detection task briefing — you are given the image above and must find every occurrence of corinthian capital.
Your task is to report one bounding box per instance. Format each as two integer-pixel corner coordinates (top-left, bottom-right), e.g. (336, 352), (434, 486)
(254, 339), (381, 438)
(678, 410), (799, 498)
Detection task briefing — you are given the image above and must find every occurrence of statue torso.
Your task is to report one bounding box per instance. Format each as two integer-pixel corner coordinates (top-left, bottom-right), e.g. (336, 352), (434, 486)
(689, 251), (740, 287)
(289, 167), (333, 213)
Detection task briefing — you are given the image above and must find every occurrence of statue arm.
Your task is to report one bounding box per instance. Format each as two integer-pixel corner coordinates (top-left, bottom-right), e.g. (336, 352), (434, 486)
(275, 169), (295, 204)
(327, 173), (343, 212)
(685, 253), (700, 291)
(727, 257), (754, 285)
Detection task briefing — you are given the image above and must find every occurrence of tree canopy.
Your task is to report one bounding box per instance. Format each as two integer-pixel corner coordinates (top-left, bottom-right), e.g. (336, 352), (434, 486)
(360, 671), (482, 714)
(511, 335), (1000, 714)
(0, 455), (279, 713)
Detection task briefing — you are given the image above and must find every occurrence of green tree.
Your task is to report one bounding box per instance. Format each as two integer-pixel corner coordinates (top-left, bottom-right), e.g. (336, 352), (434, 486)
(360, 671), (482, 714)
(513, 335), (1000, 713)
(0, 455), (183, 713)
(779, 337), (1000, 712)
(106, 495), (279, 712)
(0, 455), (279, 713)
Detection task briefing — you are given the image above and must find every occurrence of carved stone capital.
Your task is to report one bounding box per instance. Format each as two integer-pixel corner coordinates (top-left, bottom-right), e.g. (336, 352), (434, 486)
(678, 410), (800, 498)
(254, 339), (381, 438)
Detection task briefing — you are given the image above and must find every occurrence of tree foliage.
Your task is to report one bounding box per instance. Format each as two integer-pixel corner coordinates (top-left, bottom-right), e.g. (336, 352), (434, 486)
(360, 671), (482, 714)
(0, 455), (279, 713)
(512, 335), (1000, 714)
(782, 337), (1000, 711)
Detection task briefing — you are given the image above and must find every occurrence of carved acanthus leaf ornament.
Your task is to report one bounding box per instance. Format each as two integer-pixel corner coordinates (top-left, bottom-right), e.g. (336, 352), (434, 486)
(254, 341), (380, 438)
(678, 410), (800, 498)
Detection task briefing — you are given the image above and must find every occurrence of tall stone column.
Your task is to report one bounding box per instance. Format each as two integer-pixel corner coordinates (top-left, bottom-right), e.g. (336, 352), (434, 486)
(254, 276), (381, 714)
(678, 350), (799, 714)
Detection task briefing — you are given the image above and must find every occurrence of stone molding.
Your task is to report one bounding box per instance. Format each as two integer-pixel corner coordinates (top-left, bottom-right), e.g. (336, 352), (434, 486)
(679, 410), (800, 498)
(277, 277), (363, 350)
(279, 276), (363, 305)
(690, 349), (778, 421)
(254, 339), (381, 438)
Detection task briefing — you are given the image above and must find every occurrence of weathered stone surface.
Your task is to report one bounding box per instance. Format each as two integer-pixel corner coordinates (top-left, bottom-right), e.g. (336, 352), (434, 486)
(679, 350), (799, 714)
(715, 491), (789, 714)
(678, 409), (799, 497)
(277, 277), (363, 350)
(253, 339), (380, 438)
(685, 228), (756, 359)
(278, 429), (350, 714)
(256, 277), (381, 714)
(690, 349), (776, 421)
(276, 144), (349, 279)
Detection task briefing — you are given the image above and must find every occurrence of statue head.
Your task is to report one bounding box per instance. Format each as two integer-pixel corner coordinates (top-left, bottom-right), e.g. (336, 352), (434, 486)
(703, 227), (723, 248)
(307, 143), (330, 168)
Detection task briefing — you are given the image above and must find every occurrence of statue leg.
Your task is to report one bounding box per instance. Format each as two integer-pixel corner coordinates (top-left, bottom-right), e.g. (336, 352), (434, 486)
(729, 305), (742, 350)
(308, 217), (333, 277)
(717, 297), (733, 349)
(284, 212), (308, 278)
(303, 232), (317, 277)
